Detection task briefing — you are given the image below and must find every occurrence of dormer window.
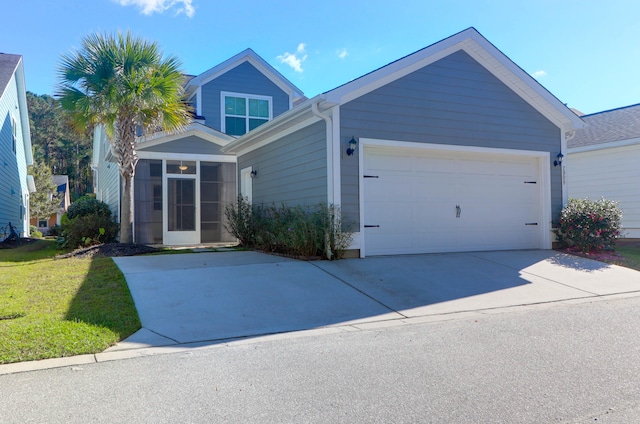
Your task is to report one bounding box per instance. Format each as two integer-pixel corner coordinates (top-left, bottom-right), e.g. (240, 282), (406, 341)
(221, 92), (272, 136)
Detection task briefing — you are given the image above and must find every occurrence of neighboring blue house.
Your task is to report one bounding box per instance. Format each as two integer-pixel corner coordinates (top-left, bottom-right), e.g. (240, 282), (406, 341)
(93, 48), (305, 245)
(95, 28), (584, 255)
(0, 53), (34, 239)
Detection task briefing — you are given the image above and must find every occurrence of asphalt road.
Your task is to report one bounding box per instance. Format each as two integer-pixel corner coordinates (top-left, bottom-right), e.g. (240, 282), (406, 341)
(2, 295), (640, 423)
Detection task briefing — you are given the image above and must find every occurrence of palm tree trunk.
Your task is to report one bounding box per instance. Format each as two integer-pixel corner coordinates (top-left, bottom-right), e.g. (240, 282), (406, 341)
(115, 118), (138, 244)
(120, 174), (134, 243)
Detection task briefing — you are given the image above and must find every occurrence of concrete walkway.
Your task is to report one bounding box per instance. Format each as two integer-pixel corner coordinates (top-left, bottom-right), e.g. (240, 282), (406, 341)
(108, 249), (640, 352)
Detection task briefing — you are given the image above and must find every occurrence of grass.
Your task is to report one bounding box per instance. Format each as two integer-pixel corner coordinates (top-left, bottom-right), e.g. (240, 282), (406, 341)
(0, 240), (140, 364)
(615, 245), (640, 270)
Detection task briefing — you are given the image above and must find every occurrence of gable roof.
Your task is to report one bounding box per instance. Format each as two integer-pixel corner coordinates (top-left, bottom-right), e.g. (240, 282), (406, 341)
(0, 53), (22, 98)
(185, 48), (305, 101)
(324, 27), (583, 131)
(568, 103), (640, 150)
(136, 122), (235, 150)
(224, 28), (584, 154)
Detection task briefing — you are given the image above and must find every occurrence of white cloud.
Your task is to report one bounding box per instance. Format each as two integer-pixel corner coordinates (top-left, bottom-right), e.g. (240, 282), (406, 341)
(113, 0), (195, 17)
(336, 48), (349, 59)
(531, 70), (547, 79)
(277, 43), (308, 73)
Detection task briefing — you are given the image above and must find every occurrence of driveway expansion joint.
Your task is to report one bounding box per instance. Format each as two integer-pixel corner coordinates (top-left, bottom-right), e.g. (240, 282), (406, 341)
(309, 262), (408, 319)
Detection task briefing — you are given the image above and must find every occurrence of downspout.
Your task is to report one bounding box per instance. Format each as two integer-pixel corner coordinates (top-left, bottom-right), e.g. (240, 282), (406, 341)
(311, 100), (334, 259)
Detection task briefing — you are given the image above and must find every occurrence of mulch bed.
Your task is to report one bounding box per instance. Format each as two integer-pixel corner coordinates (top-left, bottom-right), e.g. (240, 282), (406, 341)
(0, 237), (39, 249)
(56, 243), (159, 259)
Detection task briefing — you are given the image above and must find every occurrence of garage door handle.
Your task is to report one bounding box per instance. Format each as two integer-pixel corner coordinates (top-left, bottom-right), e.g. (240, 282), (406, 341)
(456, 205), (461, 218)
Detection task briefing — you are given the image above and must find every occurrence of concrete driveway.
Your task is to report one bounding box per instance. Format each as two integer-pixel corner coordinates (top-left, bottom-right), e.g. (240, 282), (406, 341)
(110, 250), (640, 351)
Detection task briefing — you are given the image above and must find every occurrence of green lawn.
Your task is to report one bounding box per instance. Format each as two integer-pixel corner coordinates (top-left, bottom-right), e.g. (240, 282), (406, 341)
(0, 240), (140, 364)
(616, 245), (640, 271)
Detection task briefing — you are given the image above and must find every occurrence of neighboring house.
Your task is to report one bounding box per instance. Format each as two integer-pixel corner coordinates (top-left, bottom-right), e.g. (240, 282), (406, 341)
(0, 53), (34, 240)
(30, 175), (71, 234)
(222, 28), (584, 256)
(93, 49), (305, 245)
(566, 104), (640, 238)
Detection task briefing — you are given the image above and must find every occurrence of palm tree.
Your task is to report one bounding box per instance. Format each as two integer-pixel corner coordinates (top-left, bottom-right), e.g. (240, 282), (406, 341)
(57, 31), (191, 243)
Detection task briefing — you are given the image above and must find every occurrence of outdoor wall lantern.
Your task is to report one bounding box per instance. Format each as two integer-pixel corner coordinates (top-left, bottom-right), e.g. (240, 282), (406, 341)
(250, 169), (258, 178)
(553, 152), (564, 167)
(346, 137), (357, 156)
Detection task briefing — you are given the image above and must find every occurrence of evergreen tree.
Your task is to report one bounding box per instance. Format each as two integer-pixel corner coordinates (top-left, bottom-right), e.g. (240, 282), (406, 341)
(29, 161), (61, 223)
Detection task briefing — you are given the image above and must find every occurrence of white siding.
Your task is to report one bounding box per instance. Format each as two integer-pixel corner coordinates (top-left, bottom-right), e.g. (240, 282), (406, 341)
(567, 144), (640, 237)
(93, 127), (120, 222)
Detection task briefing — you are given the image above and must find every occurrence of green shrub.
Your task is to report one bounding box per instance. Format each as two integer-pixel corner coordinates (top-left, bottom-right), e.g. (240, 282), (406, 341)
(66, 196), (112, 220)
(225, 201), (353, 260)
(224, 196), (256, 247)
(554, 198), (622, 252)
(48, 224), (62, 237)
(30, 225), (38, 234)
(31, 230), (43, 239)
(61, 198), (119, 249)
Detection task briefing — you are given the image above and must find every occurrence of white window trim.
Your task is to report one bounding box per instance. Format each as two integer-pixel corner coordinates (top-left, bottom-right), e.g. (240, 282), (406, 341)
(220, 91), (273, 135)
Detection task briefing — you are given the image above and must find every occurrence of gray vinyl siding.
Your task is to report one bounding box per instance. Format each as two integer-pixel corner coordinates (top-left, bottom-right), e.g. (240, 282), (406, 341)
(340, 50), (562, 227)
(200, 62), (290, 132)
(238, 120), (327, 207)
(139, 136), (228, 155)
(0, 74), (29, 237)
(94, 128), (120, 222)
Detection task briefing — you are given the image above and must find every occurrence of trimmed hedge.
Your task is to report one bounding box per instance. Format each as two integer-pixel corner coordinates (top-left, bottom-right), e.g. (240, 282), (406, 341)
(554, 198), (622, 252)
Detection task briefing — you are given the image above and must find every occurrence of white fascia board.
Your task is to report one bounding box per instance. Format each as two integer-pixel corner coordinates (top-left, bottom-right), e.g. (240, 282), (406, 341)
(568, 137), (640, 154)
(324, 28), (584, 132)
(137, 151), (237, 163)
(187, 49), (304, 99)
(137, 123), (235, 149)
(15, 59), (33, 165)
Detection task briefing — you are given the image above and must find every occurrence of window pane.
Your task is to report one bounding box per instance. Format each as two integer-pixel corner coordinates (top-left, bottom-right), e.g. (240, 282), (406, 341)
(249, 99), (269, 118)
(226, 116), (246, 136)
(249, 118), (268, 131)
(225, 96), (245, 116)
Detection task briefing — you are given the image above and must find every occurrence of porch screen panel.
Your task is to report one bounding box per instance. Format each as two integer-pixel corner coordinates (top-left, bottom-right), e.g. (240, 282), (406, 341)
(134, 160), (163, 243)
(168, 179), (196, 231)
(200, 162), (236, 243)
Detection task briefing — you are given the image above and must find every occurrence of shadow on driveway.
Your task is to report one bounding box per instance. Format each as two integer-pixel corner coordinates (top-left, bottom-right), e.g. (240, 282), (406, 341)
(110, 249), (640, 351)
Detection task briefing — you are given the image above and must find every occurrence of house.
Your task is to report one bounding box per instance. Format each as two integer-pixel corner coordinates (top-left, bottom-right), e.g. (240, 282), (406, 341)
(566, 104), (640, 238)
(94, 28), (584, 254)
(0, 53), (34, 240)
(30, 175), (71, 234)
(222, 28), (584, 256)
(92, 49), (305, 245)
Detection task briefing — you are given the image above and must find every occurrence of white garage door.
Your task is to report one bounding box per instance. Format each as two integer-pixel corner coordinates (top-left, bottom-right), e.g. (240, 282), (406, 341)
(363, 146), (543, 255)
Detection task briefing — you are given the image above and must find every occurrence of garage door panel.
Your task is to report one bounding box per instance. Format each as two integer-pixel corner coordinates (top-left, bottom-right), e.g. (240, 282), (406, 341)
(363, 146), (543, 256)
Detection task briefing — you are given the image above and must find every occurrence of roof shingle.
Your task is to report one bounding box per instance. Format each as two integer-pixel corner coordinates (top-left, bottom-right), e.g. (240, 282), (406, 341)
(569, 103), (640, 149)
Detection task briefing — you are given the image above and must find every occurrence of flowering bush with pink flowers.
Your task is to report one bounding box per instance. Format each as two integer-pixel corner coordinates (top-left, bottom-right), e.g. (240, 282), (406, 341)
(554, 198), (623, 252)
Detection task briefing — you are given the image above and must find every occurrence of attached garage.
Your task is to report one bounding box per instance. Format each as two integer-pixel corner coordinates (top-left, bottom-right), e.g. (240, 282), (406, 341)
(224, 28), (585, 258)
(361, 141), (550, 256)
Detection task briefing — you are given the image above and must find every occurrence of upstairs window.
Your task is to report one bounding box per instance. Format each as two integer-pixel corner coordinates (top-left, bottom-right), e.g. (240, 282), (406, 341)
(221, 92), (272, 136)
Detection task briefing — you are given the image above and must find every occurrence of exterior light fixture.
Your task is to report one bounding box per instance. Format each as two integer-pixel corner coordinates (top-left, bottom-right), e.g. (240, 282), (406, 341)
(553, 152), (564, 167)
(178, 161), (188, 171)
(250, 169), (258, 178)
(346, 137), (357, 156)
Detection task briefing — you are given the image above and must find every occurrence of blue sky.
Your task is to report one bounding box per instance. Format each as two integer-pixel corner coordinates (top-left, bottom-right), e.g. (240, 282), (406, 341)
(2, 0), (638, 115)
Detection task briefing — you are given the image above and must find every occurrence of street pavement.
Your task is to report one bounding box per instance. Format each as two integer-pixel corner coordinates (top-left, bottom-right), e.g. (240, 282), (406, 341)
(2, 293), (640, 423)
